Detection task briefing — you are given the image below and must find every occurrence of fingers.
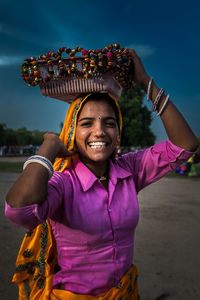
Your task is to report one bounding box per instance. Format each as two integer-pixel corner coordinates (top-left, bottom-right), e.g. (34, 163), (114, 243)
(128, 49), (138, 59)
(43, 131), (57, 141)
(42, 132), (79, 158)
(126, 49), (149, 89)
(57, 150), (77, 159)
(128, 49), (136, 55)
(66, 150), (77, 156)
(58, 144), (78, 158)
(127, 49), (135, 61)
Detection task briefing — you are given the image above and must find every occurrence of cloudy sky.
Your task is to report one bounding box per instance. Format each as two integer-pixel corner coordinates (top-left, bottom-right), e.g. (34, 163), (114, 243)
(0, 0), (200, 142)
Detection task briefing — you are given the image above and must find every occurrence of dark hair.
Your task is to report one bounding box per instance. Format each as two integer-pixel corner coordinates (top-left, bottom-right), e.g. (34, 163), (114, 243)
(79, 93), (120, 129)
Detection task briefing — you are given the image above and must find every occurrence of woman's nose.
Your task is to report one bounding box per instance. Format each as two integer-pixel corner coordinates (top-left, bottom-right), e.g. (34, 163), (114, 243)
(93, 121), (106, 136)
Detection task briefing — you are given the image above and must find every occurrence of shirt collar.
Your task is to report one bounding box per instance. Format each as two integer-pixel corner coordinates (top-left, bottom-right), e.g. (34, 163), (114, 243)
(74, 157), (132, 192)
(109, 158), (132, 185)
(74, 158), (98, 192)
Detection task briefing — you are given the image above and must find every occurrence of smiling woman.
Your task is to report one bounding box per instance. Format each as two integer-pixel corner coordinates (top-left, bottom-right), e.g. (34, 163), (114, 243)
(4, 48), (199, 300)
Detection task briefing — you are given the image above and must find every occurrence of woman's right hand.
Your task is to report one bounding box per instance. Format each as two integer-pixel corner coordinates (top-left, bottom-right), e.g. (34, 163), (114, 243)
(6, 132), (77, 208)
(37, 132), (77, 163)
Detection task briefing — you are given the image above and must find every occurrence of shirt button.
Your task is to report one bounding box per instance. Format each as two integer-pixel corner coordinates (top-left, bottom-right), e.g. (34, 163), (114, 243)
(108, 208), (112, 213)
(114, 242), (117, 247)
(115, 260), (119, 264)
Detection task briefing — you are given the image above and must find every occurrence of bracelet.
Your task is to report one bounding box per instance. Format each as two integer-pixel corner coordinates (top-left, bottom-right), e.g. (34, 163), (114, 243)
(157, 94), (170, 116)
(23, 155), (54, 179)
(152, 88), (165, 112)
(147, 77), (153, 101)
(29, 155), (54, 174)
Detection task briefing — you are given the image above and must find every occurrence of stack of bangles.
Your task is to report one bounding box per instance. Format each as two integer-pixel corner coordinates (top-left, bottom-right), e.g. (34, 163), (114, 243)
(23, 155), (54, 179)
(147, 78), (170, 116)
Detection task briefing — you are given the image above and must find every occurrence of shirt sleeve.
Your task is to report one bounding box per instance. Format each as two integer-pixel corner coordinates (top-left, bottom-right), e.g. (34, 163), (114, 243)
(121, 140), (194, 193)
(5, 171), (72, 230)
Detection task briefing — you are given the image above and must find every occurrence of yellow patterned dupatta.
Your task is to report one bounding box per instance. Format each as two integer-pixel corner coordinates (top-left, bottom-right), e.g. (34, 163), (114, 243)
(11, 94), (139, 299)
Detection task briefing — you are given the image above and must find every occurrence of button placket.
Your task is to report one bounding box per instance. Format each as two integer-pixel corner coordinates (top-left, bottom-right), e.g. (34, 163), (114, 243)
(107, 183), (119, 264)
(107, 207), (118, 260)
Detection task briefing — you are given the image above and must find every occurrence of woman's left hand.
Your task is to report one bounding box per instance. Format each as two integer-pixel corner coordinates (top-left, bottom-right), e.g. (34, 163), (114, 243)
(127, 51), (199, 152)
(128, 49), (150, 91)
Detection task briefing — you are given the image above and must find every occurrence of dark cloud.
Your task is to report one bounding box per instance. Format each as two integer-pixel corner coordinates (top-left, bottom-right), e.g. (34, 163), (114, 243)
(0, 0), (200, 141)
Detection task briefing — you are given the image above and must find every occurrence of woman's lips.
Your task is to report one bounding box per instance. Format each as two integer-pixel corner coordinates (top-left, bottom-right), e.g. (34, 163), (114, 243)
(88, 142), (107, 149)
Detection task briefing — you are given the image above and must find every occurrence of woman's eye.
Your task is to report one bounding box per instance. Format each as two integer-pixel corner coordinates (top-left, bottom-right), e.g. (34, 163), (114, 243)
(106, 122), (116, 127)
(81, 122), (92, 127)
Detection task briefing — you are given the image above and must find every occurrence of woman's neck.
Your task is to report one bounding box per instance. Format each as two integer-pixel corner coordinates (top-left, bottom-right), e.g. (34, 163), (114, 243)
(79, 156), (109, 178)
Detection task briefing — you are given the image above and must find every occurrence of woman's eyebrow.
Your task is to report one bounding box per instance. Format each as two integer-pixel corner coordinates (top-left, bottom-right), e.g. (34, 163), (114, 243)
(104, 117), (117, 121)
(78, 117), (117, 122)
(78, 117), (94, 122)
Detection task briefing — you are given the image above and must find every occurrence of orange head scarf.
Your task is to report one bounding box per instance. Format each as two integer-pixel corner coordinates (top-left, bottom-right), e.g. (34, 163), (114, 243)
(53, 93), (123, 172)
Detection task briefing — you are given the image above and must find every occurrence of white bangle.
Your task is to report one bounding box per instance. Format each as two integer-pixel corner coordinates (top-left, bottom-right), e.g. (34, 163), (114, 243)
(152, 88), (165, 112)
(28, 155), (54, 174)
(23, 155), (54, 179)
(157, 94), (170, 116)
(147, 77), (153, 101)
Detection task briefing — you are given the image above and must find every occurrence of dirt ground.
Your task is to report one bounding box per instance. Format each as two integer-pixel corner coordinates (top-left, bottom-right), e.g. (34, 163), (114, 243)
(0, 169), (199, 300)
(0, 157), (27, 163)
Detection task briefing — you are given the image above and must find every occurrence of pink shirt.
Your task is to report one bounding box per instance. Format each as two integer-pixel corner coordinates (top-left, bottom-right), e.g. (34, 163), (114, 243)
(5, 140), (193, 295)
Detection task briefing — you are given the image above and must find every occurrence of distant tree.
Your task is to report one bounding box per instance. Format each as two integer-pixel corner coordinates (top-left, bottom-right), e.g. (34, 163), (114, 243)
(15, 127), (32, 146)
(32, 130), (45, 146)
(0, 123), (7, 145)
(0, 124), (58, 147)
(118, 86), (155, 147)
(5, 128), (17, 146)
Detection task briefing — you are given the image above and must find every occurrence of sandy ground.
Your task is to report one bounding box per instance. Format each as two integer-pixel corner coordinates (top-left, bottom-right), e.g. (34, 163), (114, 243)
(0, 167), (199, 299)
(0, 157), (27, 162)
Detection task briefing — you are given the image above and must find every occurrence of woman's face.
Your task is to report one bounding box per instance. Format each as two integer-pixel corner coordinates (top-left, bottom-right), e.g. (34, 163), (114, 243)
(75, 99), (119, 168)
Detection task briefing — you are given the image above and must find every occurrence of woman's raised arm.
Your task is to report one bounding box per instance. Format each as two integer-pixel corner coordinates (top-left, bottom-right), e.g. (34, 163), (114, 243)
(6, 132), (75, 208)
(128, 49), (199, 152)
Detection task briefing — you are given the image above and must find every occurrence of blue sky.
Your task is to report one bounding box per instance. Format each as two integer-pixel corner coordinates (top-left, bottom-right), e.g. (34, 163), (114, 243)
(0, 0), (199, 142)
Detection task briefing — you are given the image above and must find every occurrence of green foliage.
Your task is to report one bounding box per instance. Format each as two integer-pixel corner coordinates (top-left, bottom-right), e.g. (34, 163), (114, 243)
(118, 86), (155, 147)
(0, 124), (46, 146)
(15, 127), (32, 146)
(32, 130), (46, 145)
(0, 124), (8, 145)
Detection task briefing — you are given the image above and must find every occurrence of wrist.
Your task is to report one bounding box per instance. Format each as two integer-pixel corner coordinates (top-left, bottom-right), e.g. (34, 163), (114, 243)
(37, 139), (59, 163)
(150, 82), (163, 103)
(23, 155), (54, 179)
(139, 75), (150, 92)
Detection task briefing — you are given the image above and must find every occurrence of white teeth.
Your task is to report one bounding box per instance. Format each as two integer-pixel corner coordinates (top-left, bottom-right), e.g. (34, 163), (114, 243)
(88, 142), (106, 149)
(90, 145), (106, 149)
(89, 142), (106, 146)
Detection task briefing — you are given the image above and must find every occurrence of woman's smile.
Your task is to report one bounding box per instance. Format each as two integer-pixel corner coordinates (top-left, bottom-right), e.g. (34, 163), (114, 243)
(88, 141), (107, 149)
